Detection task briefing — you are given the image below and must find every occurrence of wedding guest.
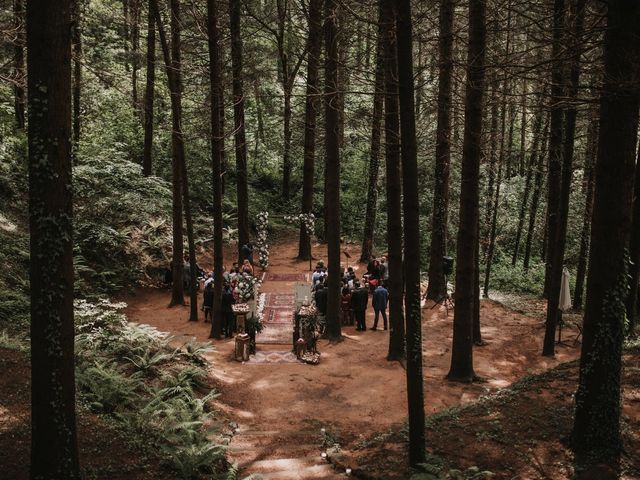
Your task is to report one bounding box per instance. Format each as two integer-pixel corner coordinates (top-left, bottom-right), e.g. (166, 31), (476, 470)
(221, 284), (236, 337)
(242, 259), (254, 276)
(372, 283), (389, 331)
(341, 286), (354, 325)
(202, 282), (213, 323)
(351, 281), (369, 331)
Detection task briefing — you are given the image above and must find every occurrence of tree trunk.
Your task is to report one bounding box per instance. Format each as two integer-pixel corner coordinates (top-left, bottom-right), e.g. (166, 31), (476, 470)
(573, 115), (598, 310)
(72, 0), (81, 153)
(572, 0), (640, 459)
(473, 217), (482, 344)
(483, 81), (499, 244)
(396, 0), (426, 467)
(13, 0), (25, 129)
(359, 2), (384, 264)
(626, 142), (640, 334)
(142, 7), (155, 176)
(181, 155), (198, 322)
(512, 99), (544, 265)
(448, 0), (486, 383)
(131, 0), (140, 112)
(426, 0), (454, 301)
(207, 0), (224, 339)
(543, 0), (586, 356)
(542, 0), (566, 301)
(298, 0), (323, 260)
(150, 0), (184, 306)
(381, 0), (404, 361)
(518, 79), (527, 176)
(483, 140), (503, 298)
(324, 0), (341, 340)
(229, 0), (250, 261)
(27, 0), (81, 476)
(123, 0), (130, 72)
(523, 118), (549, 270)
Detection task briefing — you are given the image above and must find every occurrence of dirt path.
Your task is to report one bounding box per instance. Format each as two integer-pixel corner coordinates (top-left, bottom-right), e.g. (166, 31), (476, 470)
(121, 240), (581, 478)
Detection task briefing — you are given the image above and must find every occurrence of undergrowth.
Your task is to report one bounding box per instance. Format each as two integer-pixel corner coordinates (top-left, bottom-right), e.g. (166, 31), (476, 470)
(74, 299), (232, 479)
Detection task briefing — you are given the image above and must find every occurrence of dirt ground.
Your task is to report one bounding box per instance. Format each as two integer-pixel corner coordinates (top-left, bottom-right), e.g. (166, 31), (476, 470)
(121, 239), (585, 478)
(0, 347), (174, 480)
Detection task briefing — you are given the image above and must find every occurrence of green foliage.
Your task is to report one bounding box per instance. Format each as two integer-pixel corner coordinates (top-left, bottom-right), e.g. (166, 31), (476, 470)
(482, 259), (547, 296)
(73, 156), (173, 292)
(76, 360), (142, 413)
(74, 299), (228, 479)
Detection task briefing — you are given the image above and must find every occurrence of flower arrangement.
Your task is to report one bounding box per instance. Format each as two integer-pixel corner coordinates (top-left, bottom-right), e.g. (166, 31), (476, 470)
(255, 211), (269, 270)
(284, 213), (316, 237)
(236, 273), (262, 302)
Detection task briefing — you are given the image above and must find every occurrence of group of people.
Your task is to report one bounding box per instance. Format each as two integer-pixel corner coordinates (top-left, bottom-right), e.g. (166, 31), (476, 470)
(312, 256), (390, 332)
(200, 244), (256, 337)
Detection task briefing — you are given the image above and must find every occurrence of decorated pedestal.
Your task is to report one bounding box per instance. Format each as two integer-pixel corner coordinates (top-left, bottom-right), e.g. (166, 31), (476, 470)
(294, 303), (321, 364)
(234, 333), (250, 362)
(232, 303), (250, 333)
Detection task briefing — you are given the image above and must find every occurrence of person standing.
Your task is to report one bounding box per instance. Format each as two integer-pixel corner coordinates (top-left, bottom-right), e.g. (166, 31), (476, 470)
(341, 286), (354, 325)
(203, 282), (214, 323)
(241, 242), (254, 265)
(351, 281), (369, 331)
(372, 283), (389, 330)
(379, 256), (389, 282)
(221, 284), (236, 337)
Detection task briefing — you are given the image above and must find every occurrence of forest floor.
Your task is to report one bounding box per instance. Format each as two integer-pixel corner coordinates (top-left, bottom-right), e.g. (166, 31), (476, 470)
(115, 239), (640, 479)
(1, 238), (637, 479)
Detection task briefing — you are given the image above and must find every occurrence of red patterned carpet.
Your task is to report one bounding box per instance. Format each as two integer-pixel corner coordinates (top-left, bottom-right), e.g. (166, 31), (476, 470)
(264, 272), (309, 282)
(256, 293), (295, 345)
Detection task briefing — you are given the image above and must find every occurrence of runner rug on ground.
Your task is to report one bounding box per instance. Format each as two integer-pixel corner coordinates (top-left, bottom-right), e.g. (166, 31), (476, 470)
(256, 293), (295, 345)
(264, 272), (309, 282)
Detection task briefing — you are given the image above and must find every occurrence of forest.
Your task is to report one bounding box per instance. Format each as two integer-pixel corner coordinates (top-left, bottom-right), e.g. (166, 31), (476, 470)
(0, 0), (639, 478)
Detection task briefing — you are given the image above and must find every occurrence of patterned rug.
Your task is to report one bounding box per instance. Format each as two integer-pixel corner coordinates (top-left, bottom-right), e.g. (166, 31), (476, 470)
(265, 273), (309, 282)
(248, 350), (299, 364)
(256, 293), (295, 345)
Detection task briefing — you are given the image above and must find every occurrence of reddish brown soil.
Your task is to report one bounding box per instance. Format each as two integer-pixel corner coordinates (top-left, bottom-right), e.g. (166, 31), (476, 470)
(121, 239), (590, 478)
(0, 347), (173, 480)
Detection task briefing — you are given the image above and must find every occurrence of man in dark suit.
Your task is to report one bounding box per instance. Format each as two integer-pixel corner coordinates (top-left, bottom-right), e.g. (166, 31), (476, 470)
(372, 283), (389, 330)
(351, 281), (369, 331)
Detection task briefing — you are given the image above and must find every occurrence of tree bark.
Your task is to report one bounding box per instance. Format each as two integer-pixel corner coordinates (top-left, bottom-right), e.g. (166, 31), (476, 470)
(229, 0), (250, 261)
(426, 0), (455, 301)
(13, 0), (25, 129)
(324, 0), (341, 340)
(543, 0), (586, 356)
(381, 0), (404, 361)
(572, 0), (640, 459)
(523, 118), (549, 270)
(483, 81), (499, 247)
(72, 0), (81, 153)
(396, 0), (426, 467)
(298, 0), (323, 260)
(482, 138), (503, 298)
(207, 0), (224, 339)
(573, 115), (598, 310)
(359, 2), (384, 264)
(512, 95), (545, 266)
(131, 0), (141, 112)
(150, 0), (184, 306)
(27, 0), (81, 476)
(542, 0), (566, 301)
(473, 216), (482, 344)
(626, 142), (640, 334)
(142, 6), (155, 176)
(448, 0), (486, 383)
